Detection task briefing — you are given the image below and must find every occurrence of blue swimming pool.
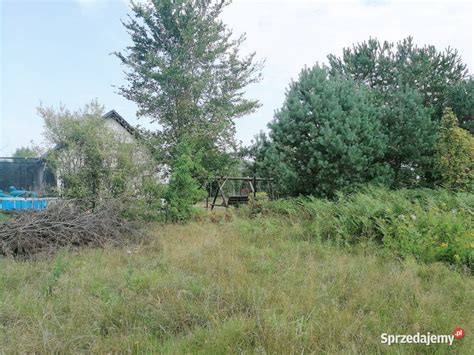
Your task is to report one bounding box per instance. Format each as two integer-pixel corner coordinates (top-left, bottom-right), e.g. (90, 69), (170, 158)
(0, 198), (49, 211)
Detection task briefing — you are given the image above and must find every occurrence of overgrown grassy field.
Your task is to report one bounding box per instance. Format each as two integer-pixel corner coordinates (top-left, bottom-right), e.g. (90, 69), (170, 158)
(1, 188), (472, 353)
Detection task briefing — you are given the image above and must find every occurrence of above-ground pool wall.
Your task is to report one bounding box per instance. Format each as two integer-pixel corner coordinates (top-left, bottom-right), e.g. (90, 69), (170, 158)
(0, 198), (49, 211)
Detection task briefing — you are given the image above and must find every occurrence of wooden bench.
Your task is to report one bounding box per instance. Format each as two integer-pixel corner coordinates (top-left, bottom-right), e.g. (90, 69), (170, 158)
(227, 195), (249, 206)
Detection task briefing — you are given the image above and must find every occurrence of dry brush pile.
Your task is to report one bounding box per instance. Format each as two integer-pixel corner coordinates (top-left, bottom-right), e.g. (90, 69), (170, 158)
(0, 201), (139, 258)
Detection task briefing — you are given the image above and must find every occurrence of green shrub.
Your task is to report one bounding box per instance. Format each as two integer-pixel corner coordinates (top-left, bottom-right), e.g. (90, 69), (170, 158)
(166, 143), (207, 223)
(436, 108), (474, 191)
(124, 177), (167, 222)
(256, 187), (474, 270)
(379, 204), (472, 268)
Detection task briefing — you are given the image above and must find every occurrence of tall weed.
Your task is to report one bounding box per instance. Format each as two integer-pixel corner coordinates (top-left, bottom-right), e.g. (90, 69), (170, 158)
(247, 187), (473, 270)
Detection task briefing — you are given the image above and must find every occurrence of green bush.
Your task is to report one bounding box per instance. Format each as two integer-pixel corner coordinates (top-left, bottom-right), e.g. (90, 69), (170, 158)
(123, 177), (167, 222)
(253, 187), (473, 270)
(379, 205), (472, 267)
(436, 108), (474, 191)
(166, 143), (207, 223)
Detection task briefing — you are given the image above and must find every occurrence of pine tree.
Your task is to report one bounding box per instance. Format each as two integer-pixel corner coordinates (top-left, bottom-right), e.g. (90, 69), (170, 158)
(327, 37), (470, 121)
(264, 65), (389, 198)
(327, 37), (472, 186)
(446, 77), (474, 134)
(380, 86), (437, 187)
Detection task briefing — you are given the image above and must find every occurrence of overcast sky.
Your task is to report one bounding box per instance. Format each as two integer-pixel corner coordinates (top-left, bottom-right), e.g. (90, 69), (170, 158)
(0, 0), (472, 156)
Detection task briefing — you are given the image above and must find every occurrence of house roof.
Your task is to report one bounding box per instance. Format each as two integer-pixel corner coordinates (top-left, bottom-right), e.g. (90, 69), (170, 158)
(102, 109), (136, 136)
(37, 110), (137, 160)
(3, 110), (137, 162)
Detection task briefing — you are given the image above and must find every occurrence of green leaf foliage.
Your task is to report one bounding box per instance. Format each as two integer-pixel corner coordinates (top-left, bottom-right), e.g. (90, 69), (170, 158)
(327, 37), (473, 186)
(327, 37), (470, 125)
(379, 86), (437, 187)
(252, 37), (472, 198)
(262, 65), (389, 198)
(12, 147), (38, 158)
(446, 77), (474, 134)
(253, 186), (474, 271)
(436, 108), (474, 191)
(39, 100), (152, 206)
(115, 0), (263, 175)
(166, 141), (207, 222)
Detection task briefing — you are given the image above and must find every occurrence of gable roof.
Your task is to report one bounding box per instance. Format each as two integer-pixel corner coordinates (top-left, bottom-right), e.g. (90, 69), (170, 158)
(103, 109), (136, 135)
(3, 110), (137, 162)
(38, 110), (138, 160)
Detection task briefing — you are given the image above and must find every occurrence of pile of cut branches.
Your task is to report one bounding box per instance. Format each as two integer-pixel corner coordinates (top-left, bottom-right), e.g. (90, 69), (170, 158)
(0, 201), (139, 258)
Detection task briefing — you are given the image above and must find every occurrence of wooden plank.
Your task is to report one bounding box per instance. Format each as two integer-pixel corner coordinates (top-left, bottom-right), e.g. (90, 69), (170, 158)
(210, 180), (220, 211)
(210, 177), (229, 210)
(228, 195), (249, 206)
(221, 176), (274, 182)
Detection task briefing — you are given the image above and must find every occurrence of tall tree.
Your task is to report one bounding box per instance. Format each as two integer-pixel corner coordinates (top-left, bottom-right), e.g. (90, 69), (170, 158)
(115, 0), (262, 165)
(327, 37), (472, 187)
(327, 37), (471, 128)
(380, 86), (437, 187)
(262, 66), (389, 198)
(446, 77), (474, 134)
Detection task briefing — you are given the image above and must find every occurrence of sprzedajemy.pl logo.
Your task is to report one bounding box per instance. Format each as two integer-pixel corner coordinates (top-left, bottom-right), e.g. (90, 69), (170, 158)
(381, 328), (465, 346)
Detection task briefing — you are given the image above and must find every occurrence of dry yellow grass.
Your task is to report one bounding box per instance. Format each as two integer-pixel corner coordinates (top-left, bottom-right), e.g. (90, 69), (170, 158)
(0, 216), (472, 353)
